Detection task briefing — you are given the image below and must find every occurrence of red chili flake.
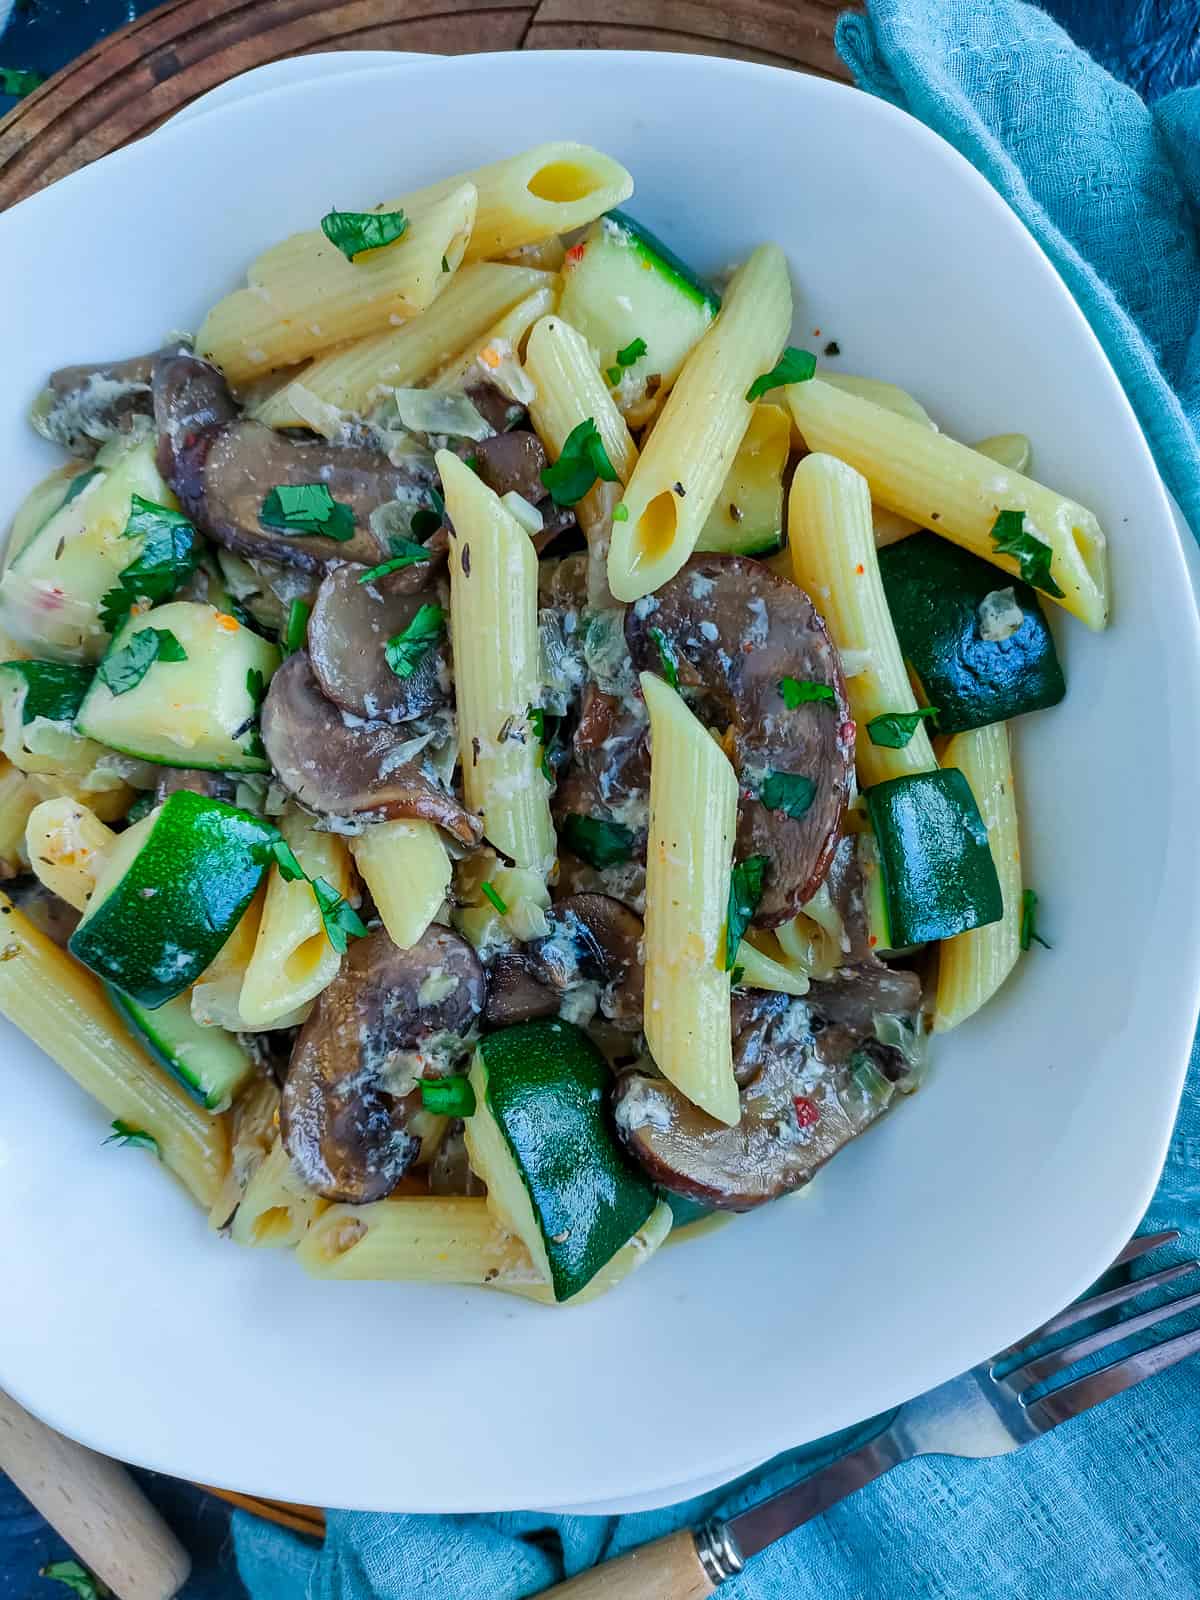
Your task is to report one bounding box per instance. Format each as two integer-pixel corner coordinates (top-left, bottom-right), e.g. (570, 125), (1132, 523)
(565, 242), (586, 267)
(793, 1095), (821, 1128)
(868, 934), (878, 948)
(854, 562), (865, 575)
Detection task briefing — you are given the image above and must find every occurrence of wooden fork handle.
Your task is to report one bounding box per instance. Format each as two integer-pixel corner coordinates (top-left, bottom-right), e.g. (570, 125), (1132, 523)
(537, 1528), (717, 1599)
(0, 1388), (190, 1599)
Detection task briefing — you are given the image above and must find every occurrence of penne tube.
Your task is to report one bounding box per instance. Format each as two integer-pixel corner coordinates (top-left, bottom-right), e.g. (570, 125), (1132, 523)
(440, 450), (555, 875)
(934, 724), (1023, 1031)
(874, 432), (1034, 549)
(607, 244), (793, 601)
(0, 890), (228, 1208)
(428, 283), (558, 392)
(788, 453), (938, 788)
(197, 183), (478, 383)
(230, 1138), (325, 1248)
(786, 379), (1108, 628)
(0, 760), (40, 873)
(238, 805), (352, 1028)
(207, 1077), (280, 1231)
(734, 933), (810, 996)
(821, 372), (934, 428)
(255, 263), (554, 426)
(503, 235), (567, 272)
(190, 885), (307, 1034)
(640, 672), (739, 1126)
(24, 795), (116, 911)
(350, 817), (451, 951)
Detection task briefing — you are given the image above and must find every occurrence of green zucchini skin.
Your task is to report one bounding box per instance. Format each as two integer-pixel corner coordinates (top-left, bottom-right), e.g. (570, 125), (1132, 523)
(604, 209), (721, 312)
(477, 1020), (657, 1302)
(0, 660), (93, 723)
(69, 790), (277, 1008)
(865, 769), (1003, 948)
(879, 531), (1065, 735)
(106, 984), (253, 1110)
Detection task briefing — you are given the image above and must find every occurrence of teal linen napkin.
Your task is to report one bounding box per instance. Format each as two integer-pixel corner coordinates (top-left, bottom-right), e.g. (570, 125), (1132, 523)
(235, 5), (1200, 1594)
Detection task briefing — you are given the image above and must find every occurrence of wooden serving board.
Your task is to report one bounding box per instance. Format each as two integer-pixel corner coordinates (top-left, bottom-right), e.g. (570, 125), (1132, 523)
(0, 0), (851, 208)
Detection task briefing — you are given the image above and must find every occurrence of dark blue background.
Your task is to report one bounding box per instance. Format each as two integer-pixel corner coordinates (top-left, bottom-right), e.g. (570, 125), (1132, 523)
(1, 1), (1199, 1595)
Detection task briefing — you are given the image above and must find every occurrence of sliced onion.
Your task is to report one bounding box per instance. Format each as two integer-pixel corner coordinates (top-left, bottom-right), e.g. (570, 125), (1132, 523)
(390, 387), (492, 441)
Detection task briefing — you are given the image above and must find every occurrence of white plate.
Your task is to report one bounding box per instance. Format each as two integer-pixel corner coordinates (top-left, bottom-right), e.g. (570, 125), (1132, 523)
(1, 51), (1198, 1516)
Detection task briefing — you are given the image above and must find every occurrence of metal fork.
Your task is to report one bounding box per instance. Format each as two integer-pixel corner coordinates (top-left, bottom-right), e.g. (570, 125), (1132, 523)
(543, 1230), (1200, 1598)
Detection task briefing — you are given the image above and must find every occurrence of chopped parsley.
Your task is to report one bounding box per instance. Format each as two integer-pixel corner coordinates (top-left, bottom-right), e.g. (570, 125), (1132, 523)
(989, 509), (1064, 598)
(607, 335), (647, 384)
(358, 536), (432, 585)
(39, 1561), (108, 1600)
(97, 627), (186, 696)
(612, 503), (629, 522)
(1020, 888), (1051, 951)
(266, 835), (306, 883)
(779, 675), (835, 709)
(245, 666), (267, 708)
(321, 207), (408, 260)
(409, 487), (446, 541)
(99, 496), (202, 633)
(561, 813), (636, 869)
(865, 706), (939, 748)
(759, 771), (816, 819)
(527, 703), (558, 783)
(481, 880), (508, 916)
(261, 482), (355, 541)
(540, 417), (619, 506)
(103, 1120), (159, 1155)
(724, 855), (769, 969)
(746, 346), (816, 402)
(311, 875), (368, 954)
(420, 1075), (477, 1117)
(730, 964), (746, 988)
(282, 598), (311, 655)
(384, 602), (444, 679)
(649, 625), (679, 690)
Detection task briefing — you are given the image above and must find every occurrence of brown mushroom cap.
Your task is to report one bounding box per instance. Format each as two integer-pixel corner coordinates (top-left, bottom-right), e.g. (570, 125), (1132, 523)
(625, 555), (854, 925)
(152, 352), (239, 510)
(35, 351), (159, 456)
(282, 925), (485, 1203)
(470, 431), (549, 504)
(612, 964), (922, 1211)
(308, 562), (447, 722)
(484, 952), (561, 1028)
(261, 651), (480, 844)
(528, 893), (644, 1028)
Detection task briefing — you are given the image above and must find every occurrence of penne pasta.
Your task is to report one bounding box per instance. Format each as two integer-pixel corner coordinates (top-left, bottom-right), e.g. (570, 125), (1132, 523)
(874, 431), (1034, 549)
(607, 244), (793, 601)
(190, 885), (310, 1034)
(0, 890), (228, 1208)
(254, 263), (554, 426)
(503, 235), (567, 272)
(787, 452), (938, 788)
(640, 672), (739, 1126)
(238, 806), (352, 1028)
(0, 759), (40, 873)
(734, 932), (810, 996)
(934, 724), (1023, 1031)
(350, 817), (451, 951)
(207, 1077), (280, 1231)
(230, 1138), (325, 1248)
(821, 372), (935, 428)
(786, 379), (1108, 628)
(440, 450), (555, 875)
(197, 183), (478, 383)
(25, 795), (116, 911)
(428, 283), (558, 392)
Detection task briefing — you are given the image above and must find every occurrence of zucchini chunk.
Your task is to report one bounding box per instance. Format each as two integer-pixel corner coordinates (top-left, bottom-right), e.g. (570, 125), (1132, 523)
(107, 984), (254, 1110)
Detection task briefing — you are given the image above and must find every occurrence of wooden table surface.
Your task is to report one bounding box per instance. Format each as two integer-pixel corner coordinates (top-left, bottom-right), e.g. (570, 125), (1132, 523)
(0, 0), (852, 207)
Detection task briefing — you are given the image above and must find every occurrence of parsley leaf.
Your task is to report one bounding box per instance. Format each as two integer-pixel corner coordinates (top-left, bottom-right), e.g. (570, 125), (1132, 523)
(97, 627), (186, 696)
(267, 836), (307, 883)
(1020, 888), (1051, 951)
(245, 666), (267, 709)
(261, 483), (355, 541)
(540, 418), (619, 506)
(311, 875), (368, 954)
(612, 503), (629, 522)
(865, 706), (939, 748)
(527, 703), (558, 784)
(358, 536), (432, 585)
(321, 207), (408, 261)
(409, 487), (446, 542)
(746, 346), (816, 402)
(39, 1561), (109, 1600)
(649, 625), (679, 689)
(724, 854), (769, 970)
(103, 1120), (159, 1155)
(282, 598), (311, 655)
(989, 509), (1064, 598)
(385, 602), (444, 679)
(607, 335), (647, 384)
(420, 1075), (477, 1117)
(481, 880), (508, 916)
(779, 675), (835, 709)
(730, 965), (746, 988)
(759, 771), (816, 818)
(561, 813), (636, 869)
(98, 495), (202, 633)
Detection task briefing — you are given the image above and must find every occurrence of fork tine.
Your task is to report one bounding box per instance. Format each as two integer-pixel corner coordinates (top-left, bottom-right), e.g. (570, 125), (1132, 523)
(1112, 1229), (1179, 1267)
(1008, 1285), (1200, 1391)
(999, 1259), (1199, 1358)
(1024, 1320), (1200, 1431)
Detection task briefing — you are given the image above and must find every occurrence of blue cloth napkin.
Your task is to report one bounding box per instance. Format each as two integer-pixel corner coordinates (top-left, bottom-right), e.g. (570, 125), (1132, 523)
(234, 4), (1200, 1595)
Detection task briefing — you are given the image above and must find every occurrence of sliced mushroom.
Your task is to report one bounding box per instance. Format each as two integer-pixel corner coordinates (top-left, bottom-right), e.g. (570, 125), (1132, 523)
(33, 351), (161, 456)
(261, 651), (480, 844)
(470, 431), (549, 504)
(612, 964), (922, 1211)
(308, 562), (447, 722)
(465, 381), (527, 435)
(152, 351), (239, 510)
(527, 894), (644, 1028)
(281, 925), (485, 1203)
(484, 952), (561, 1027)
(154, 768), (238, 804)
(625, 555), (853, 925)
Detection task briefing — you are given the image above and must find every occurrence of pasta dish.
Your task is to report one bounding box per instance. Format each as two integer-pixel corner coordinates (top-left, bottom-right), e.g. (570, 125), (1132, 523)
(0, 143), (1109, 1305)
